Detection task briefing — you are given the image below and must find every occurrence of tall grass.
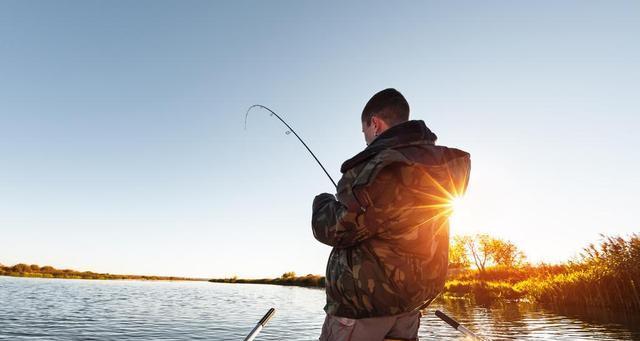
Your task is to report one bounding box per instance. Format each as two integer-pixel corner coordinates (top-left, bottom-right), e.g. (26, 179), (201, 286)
(211, 235), (640, 313)
(517, 234), (640, 312)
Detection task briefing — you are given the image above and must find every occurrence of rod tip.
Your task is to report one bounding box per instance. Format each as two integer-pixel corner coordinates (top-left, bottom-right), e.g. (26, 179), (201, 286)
(258, 308), (276, 327)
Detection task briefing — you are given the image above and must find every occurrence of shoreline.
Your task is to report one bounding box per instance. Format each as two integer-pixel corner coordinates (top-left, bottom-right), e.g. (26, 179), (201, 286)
(0, 263), (207, 282)
(209, 273), (324, 288)
(0, 273), (208, 282)
(6, 232), (640, 315)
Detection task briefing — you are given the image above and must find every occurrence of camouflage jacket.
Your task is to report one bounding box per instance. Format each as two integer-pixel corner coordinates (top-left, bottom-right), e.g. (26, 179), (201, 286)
(311, 120), (471, 318)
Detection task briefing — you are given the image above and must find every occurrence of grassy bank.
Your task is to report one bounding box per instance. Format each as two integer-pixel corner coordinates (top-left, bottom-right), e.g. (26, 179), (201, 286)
(210, 272), (324, 288)
(518, 235), (640, 312)
(0, 263), (204, 281)
(445, 234), (640, 313)
(211, 235), (640, 314)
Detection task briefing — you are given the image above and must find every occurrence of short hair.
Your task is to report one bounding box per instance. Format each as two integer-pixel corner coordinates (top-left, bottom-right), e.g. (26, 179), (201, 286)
(361, 88), (410, 126)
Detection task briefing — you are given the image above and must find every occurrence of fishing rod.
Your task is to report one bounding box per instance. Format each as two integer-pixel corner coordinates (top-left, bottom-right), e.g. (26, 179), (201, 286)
(243, 308), (276, 341)
(435, 310), (488, 341)
(245, 104), (338, 189)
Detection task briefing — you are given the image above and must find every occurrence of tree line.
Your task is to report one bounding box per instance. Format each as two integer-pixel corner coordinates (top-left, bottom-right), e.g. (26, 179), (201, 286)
(0, 263), (203, 281)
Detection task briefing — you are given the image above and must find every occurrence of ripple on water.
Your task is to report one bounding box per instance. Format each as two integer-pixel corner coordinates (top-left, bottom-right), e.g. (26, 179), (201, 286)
(1, 277), (639, 340)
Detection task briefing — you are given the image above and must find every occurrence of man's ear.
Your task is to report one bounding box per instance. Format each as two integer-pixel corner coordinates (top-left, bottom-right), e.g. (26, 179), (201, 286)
(371, 116), (381, 129)
(371, 116), (388, 130)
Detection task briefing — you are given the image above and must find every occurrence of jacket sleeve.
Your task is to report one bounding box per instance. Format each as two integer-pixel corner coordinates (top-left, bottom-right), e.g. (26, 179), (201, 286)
(311, 165), (398, 248)
(311, 193), (363, 248)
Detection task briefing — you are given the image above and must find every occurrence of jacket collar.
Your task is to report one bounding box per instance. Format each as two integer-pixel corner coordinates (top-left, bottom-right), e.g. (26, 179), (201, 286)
(340, 120), (437, 173)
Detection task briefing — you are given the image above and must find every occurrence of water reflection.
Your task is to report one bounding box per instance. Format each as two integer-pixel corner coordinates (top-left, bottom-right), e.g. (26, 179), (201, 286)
(0, 277), (639, 340)
(425, 298), (640, 340)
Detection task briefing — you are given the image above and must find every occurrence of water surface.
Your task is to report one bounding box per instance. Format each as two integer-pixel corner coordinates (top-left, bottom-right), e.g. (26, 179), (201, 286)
(1, 277), (639, 340)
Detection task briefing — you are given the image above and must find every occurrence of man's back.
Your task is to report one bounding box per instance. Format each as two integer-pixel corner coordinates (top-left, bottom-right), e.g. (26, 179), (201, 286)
(312, 120), (471, 318)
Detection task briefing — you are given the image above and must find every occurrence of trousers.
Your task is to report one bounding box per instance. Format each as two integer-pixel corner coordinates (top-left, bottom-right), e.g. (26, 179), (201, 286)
(319, 310), (421, 341)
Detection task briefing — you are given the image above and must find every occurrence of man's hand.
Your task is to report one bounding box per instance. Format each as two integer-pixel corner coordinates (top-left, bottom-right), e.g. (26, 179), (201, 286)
(313, 193), (337, 212)
(311, 192), (371, 248)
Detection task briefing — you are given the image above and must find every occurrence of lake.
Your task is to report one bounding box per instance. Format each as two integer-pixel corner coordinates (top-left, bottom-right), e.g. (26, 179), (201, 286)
(1, 276), (639, 340)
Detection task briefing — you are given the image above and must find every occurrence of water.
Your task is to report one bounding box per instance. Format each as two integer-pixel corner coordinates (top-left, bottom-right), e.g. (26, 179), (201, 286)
(1, 276), (639, 340)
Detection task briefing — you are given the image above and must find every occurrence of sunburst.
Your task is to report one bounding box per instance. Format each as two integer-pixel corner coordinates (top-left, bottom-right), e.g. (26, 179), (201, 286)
(394, 164), (470, 235)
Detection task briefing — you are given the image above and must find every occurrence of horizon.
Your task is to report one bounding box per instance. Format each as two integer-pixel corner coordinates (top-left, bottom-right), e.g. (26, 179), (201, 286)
(1, 1), (638, 278)
(1, 231), (636, 280)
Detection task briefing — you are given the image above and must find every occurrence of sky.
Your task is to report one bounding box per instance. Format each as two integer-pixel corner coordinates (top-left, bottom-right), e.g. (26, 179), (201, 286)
(1, 1), (638, 278)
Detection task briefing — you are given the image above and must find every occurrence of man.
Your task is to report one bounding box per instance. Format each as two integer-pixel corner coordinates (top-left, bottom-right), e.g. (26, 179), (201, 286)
(311, 88), (471, 341)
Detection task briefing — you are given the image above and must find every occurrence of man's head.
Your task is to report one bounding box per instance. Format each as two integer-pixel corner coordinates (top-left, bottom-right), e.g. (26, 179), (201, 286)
(361, 88), (410, 145)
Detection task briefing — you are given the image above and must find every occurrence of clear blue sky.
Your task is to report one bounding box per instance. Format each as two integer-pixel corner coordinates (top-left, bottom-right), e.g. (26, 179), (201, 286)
(1, 1), (638, 278)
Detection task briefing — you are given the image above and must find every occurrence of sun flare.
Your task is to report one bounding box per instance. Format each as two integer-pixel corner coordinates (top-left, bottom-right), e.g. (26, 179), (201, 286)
(447, 194), (476, 235)
(449, 196), (465, 217)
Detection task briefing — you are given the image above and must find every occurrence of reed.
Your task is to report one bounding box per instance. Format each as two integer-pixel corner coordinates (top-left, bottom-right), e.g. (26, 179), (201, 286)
(209, 235), (640, 313)
(519, 234), (640, 312)
(445, 234), (640, 313)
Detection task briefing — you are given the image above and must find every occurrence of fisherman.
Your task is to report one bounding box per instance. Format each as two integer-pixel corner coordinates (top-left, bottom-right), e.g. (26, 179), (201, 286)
(311, 88), (471, 341)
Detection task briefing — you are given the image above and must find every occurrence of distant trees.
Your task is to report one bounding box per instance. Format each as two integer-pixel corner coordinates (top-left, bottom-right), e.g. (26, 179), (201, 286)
(12, 263), (30, 273)
(449, 234), (526, 273)
(489, 238), (526, 268)
(0, 263), (201, 281)
(449, 235), (471, 269)
(281, 271), (296, 279)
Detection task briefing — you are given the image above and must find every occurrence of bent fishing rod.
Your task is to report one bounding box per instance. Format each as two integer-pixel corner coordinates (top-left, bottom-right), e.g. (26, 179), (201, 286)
(245, 104), (338, 189)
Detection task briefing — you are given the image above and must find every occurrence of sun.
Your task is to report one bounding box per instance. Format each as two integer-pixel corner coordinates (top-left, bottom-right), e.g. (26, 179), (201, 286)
(447, 195), (476, 235)
(448, 196), (466, 218)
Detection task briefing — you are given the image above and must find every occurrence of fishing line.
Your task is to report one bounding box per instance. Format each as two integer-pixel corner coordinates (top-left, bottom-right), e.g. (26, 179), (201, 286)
(245, 104), (338, 189)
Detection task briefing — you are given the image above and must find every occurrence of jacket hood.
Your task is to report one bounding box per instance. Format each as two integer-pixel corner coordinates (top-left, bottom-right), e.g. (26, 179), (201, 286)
(341, 120), (437, 173)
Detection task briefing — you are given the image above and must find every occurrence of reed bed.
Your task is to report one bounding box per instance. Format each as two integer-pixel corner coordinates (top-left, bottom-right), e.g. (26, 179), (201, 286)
(446, 234), (640, 313)
(517, 234), (640, 312)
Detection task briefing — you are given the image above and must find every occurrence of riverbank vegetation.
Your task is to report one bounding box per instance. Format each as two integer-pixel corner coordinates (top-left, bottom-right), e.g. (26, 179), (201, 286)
(445, 233), (640, 313)
(5, 234), (638, 313)
(209, 271), (325, 287)
(210, 234), (640, 313)
(0, 263), (204, 281)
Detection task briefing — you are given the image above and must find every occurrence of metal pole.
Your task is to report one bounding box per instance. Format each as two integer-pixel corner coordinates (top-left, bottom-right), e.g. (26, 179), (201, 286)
(244, 308), (276, 341)
(435, 310), (487, 341)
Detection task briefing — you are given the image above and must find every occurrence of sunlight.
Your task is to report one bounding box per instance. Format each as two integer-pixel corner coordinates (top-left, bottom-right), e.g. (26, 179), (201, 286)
(400, 163), (473, 236)
(448, 194), (476, 235)
(449, 196), (466, 218)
